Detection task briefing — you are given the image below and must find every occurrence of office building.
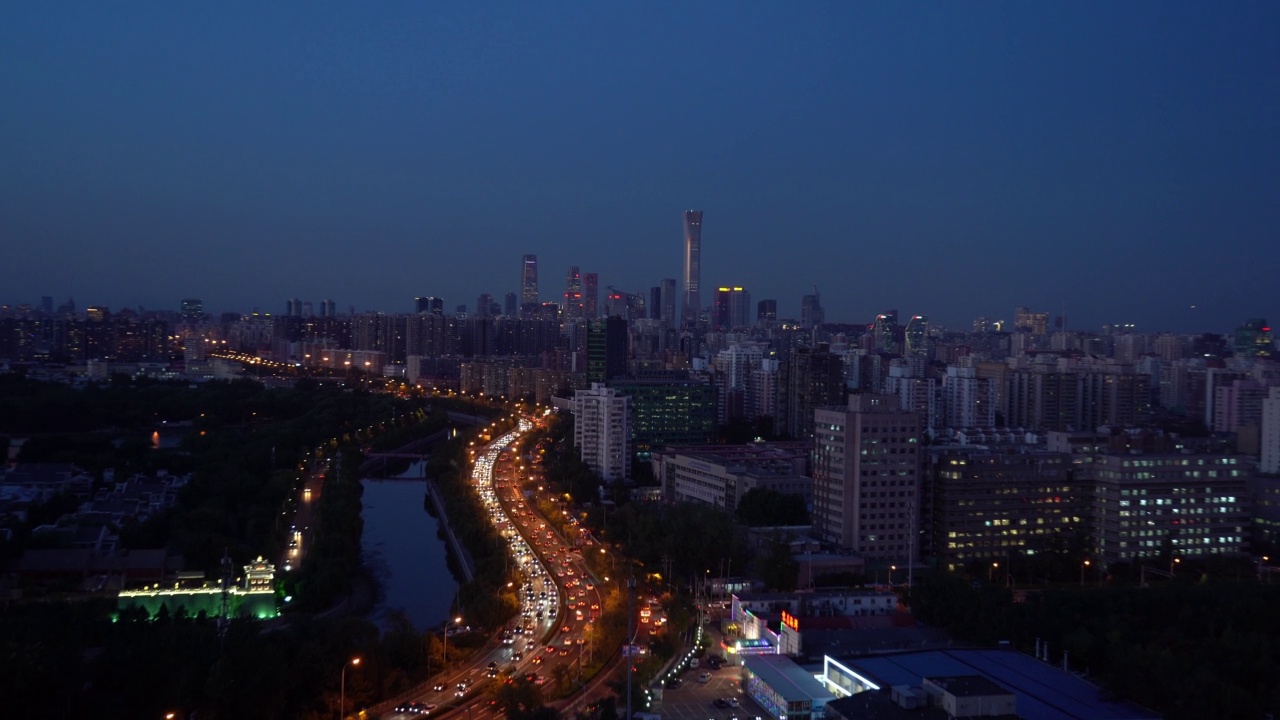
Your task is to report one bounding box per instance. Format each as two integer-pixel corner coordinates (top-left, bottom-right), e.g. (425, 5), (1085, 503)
(654, 442), (812, 510)
(779, 345), (846, 440)
(813, 394), (922, 560)
(1014, 306), (1050, 335)
(1234, 318), (1274, 358)
(903, 315), (928, 357)
(659, 278), (677, 326)
(179, 298), (203, 323)
(564, 266), (583, 320)
(610, 377), (717, 458)
(713, 287), (751, 331)
(582, 272), (599, 320)
(504, 292), (517, 317)
(873, 311), (898, 353)
(586, 316), (628, 384)
(572, 383), (630, 483)
(682, 210), (703, 327)
(801, 292), (824, 330)
(757, 299), (777, 324)
(520, 254), (539, 310)
(924, 446), (1079, 570)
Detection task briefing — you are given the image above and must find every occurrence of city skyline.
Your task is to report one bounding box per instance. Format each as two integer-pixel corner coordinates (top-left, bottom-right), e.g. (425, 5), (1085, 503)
(3, 3), (1278, 332)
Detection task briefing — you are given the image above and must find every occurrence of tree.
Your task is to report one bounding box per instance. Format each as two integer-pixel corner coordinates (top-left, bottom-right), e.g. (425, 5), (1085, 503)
(736, 488), (809, 527)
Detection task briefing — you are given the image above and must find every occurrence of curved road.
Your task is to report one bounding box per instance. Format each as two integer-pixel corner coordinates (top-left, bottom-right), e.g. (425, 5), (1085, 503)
(380, 415), (607, 720)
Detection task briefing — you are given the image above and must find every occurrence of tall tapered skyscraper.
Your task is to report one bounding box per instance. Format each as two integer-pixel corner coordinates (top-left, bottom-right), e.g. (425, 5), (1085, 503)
(681, 210), (703, 328)
(521, 254), (539, 306)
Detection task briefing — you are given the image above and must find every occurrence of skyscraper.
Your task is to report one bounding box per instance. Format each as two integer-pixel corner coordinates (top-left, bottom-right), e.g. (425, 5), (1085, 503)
(564, 266), (583, 320)
(713, 287), (751, 331)
(180, 298), (203, 323)
(757, 299), (777, 324)
(520, 255), (539, 314)
(801, 291), (824, 330)
(583, 272), (599, 320)
(660, 278), (677, 326)
(681, 210), (703, 328)
(904, 315), (929, 357)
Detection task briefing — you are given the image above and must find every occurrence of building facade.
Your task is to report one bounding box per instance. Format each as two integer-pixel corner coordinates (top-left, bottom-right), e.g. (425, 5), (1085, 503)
(813, 395), (922, 561)
(572, 383), (631, 483)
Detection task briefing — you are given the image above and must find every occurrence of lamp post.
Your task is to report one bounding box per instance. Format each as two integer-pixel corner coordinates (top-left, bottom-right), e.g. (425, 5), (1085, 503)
(1080, 559), (1090, 586)
(989, 561), (999, 582)
(442, 615), (462, 668)
(889, 565), (896, 587)
(339, 657), (360, 720)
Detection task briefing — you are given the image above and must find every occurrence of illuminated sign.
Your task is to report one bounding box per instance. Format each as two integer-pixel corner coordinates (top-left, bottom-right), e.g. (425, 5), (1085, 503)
(781, 610), (799, 632)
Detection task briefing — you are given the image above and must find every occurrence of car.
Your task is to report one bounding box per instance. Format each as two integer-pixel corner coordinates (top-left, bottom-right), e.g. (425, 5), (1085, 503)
(698, 672), (712, 683)
(559, 648), (570, 656)
(727, 697), (740, 708)
(432, 683), (445, 692)
(713, 699), (729, 709)
(664, 678), (682, 689)
(512, 652), (523, 661)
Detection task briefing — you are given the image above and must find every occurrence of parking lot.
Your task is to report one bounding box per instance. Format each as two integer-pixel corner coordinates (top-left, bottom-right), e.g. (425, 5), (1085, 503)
(652, 664), (765, 720)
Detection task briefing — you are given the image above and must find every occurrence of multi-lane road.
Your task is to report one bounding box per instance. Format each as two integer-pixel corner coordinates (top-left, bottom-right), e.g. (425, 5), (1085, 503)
(383, 416), (607, 719)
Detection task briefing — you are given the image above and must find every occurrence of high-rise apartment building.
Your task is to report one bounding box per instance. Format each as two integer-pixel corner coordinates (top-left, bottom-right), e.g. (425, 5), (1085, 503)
(813, 394), (922, 561)
(682, 210), (703, 328)
(572, 383), (631, 483)
(504, 292), (518, 317)
(1262, 386), (1280, 474)
(521, 254), (539, 309)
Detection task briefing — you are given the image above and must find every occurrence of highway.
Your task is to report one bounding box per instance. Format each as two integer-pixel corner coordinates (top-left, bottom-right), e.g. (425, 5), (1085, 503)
(382, 414), (607, 719)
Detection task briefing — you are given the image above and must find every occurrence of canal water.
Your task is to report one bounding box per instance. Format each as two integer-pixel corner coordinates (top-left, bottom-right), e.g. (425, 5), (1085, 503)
(361, 461), (457, 633)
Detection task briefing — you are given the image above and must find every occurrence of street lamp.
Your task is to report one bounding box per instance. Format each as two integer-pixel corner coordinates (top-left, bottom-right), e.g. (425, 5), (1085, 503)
(1081, 559), (1091, 586)
(989, 562), (999, 582)
(339, 657), (360, 720)
(442, 615), (463, 666)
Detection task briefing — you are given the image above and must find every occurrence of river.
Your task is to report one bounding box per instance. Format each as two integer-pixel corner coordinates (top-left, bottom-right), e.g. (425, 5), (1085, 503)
(361, 461), (457, 633)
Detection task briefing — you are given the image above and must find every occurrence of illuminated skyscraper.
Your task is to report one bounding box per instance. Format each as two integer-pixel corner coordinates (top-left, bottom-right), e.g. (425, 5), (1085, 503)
(713, 287), (751, 331)
(682, 210), (703, 327)
(520, 255), (539, 313)
(564, 266), (583, 319)
(180, 298), (203, 323)
(904, 315), (929, 357)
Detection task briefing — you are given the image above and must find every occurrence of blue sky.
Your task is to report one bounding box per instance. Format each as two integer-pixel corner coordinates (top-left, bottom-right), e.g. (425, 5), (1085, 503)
(2, 1), (1277, 332)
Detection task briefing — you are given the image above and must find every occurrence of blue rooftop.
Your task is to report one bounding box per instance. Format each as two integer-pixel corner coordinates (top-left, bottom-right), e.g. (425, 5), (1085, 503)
(843, 650), (1160, 720)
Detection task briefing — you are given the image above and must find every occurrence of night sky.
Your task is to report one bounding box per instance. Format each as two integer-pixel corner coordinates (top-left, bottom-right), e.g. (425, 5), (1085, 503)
(3, 2), (1277, 332)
